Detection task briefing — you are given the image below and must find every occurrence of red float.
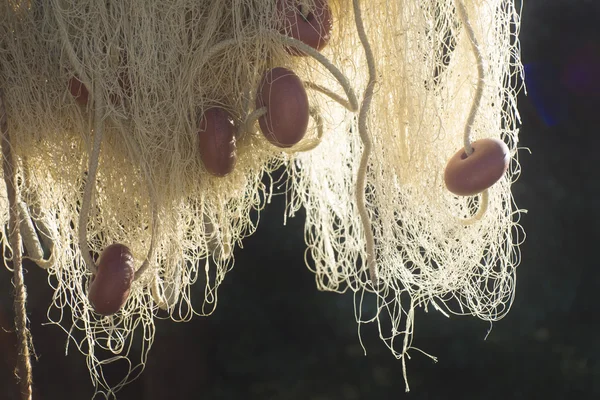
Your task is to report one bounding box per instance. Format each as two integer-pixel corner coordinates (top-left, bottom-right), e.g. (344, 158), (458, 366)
(68, 77), (89, 106)
(197, 108), (237, 177)
(444, 138), (510, 196)
(277, 0), (333, 55)
(256, 67), (309, 148)
(88, 243), (135, 316)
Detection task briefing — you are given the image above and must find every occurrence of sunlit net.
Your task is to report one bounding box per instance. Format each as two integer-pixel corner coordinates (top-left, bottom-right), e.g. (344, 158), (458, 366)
(0, 0), (524, 396)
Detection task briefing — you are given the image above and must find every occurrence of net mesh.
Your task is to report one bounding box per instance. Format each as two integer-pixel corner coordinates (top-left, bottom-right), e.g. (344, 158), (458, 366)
(0, 0), (524, 396)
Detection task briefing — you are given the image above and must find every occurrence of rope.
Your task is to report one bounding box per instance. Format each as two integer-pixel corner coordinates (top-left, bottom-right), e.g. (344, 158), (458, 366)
(303, 81), (357, 111)
(1, 89), (33, 400)
(352, 0), (378, 284)
(455, 0), (486, 156)
(243, 107), (267, 135)
(18, 202), (44, 261)
(19, 159), (55, 269)
(192, 38), (238, 75)
(78, 80), (104, 275)
(455, 1), (490, 222)
(459, 189), (489, 225)
(287, 107), (324, 153)
(20, 204), (55, 270)
(273, 33), (359, 112)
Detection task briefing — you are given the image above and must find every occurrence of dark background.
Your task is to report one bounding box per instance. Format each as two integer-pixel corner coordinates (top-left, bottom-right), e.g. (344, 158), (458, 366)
(2, 1), (600, 398)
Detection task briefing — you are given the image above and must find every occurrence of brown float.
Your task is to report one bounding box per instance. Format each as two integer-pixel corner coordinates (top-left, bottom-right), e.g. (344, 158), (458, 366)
(256, 67), (309, 148)
(277, 0), (333, 55)
(197, 107), (237, 177)
(88, 243), (135, 316)
(444, 138), (510, 196)
(68, 77), (89, 106)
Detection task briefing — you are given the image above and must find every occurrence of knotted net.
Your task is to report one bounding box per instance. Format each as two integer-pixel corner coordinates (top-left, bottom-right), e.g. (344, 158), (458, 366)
(0, 0), (524, 396)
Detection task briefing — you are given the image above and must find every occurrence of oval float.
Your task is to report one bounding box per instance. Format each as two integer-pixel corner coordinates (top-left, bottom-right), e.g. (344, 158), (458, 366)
(277, 0), (333, 55)
(444, 138), (510, 196)
(197, 108), (237, 177)
(88, 243), (135, 316)
(68, 77), (89, 106)
(256, 67), (309, 148)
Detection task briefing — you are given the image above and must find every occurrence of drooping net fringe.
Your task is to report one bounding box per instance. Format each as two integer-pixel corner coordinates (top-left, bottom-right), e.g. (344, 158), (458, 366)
(0, 0), (524, 396)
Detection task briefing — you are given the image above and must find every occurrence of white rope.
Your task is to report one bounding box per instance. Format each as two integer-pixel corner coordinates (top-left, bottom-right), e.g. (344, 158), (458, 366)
(352, 0), (378, 284)
(456, 0), (486, 156)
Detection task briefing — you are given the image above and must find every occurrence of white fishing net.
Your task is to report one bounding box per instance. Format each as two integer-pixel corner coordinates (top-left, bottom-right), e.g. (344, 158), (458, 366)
(0, 0), (524, 396)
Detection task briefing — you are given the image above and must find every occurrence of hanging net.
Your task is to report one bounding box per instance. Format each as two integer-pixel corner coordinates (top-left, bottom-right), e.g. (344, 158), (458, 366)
(0, 0), (524, 397)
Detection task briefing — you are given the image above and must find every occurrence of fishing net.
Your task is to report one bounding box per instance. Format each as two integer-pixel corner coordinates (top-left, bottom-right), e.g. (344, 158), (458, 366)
(0, 0), (524, 397)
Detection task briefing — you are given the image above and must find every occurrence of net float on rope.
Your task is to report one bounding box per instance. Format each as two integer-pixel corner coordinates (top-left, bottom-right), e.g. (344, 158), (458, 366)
(444, 138), (510, 196)
(256, 67), (309, 148)
(277, 0), (333, 55)
(88, 243), (135, 316)
(197, 107), (237, 177)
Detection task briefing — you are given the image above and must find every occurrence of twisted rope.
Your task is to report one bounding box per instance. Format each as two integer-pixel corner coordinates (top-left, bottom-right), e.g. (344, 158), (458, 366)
(1, 89), (33, 400)
(352, 0), (378, 284)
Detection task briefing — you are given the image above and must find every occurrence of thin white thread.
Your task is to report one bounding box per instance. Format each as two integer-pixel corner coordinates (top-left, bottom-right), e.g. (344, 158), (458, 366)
(52, 0), (91, 90)
(113, 119), (160, 282)
(133, 207), (157, 281)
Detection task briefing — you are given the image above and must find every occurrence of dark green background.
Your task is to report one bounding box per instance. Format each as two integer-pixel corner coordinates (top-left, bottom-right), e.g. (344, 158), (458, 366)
(2, 1), (599, 398)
